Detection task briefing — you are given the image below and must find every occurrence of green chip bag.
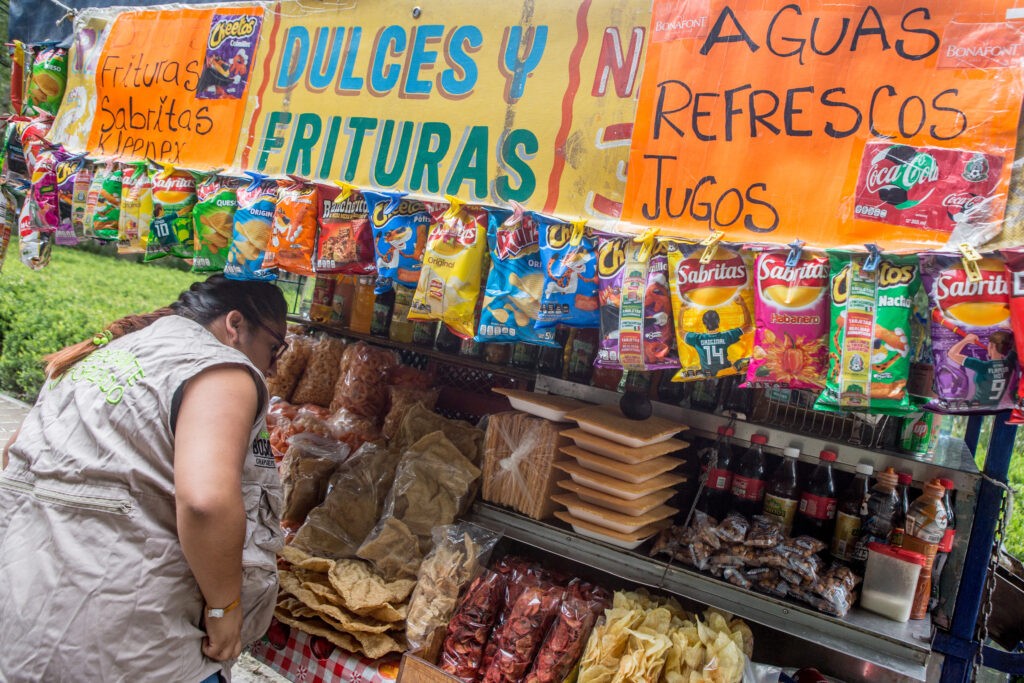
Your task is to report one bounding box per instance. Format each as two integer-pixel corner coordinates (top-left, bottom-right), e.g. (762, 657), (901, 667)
(814, 250), (920, 416)
(192, 173), (236, 272)
(85, 161), (122, 241)
(24, 47), (67, 116)
(144, 162), (197, 261)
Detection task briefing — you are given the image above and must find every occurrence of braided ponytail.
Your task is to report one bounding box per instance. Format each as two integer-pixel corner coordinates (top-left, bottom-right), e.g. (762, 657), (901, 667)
(43, 275), (286, 379)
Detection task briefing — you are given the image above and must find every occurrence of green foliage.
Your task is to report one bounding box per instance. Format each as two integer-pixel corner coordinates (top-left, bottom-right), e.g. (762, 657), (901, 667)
(0, 244), (202, 402)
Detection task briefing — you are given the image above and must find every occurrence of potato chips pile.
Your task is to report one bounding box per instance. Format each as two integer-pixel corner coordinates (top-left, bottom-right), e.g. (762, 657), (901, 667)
(578, 590), (751, 683)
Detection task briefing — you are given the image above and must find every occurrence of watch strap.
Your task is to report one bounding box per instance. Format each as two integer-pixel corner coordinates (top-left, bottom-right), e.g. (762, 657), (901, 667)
(205, 596), (240, 619)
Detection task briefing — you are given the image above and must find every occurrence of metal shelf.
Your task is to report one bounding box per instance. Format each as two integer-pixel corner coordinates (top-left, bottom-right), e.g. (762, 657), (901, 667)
(467, 502), (932, 682)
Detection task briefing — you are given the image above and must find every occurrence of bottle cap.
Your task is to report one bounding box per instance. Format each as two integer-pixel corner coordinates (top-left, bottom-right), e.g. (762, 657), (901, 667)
(939, 477), (954, 490)
(898, 472), (913, 485)
(924, 479), (946, 498)
(855, 463), (874, 476)
(877, 467), (898, 488)
(819, 450), (837, 462)
(718, 426), (735, 436)
(751, 434), (768, 445)
(783, 447), (800, 459)
(868, 542), (928, 567)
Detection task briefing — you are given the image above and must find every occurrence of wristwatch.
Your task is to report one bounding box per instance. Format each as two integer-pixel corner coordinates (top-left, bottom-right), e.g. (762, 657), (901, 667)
(205, 597), (240, 620)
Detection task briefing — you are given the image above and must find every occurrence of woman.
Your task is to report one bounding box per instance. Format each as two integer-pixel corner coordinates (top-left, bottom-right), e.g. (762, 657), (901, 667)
(0, 275), (288, 682)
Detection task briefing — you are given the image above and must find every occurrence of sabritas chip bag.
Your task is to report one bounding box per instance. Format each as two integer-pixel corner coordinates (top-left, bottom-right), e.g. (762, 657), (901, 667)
(145, 163), (197, 260)
(315, 186), (374, 275)
(815, 252), (920, 415)
(408, 198), (487, 339)
(117, 161), (151, 254)
(745, 251), (829, 389)
(536, 216), (600, 329)
(192, 173), (236, 272)
(667, 243), (753, 382)
(24, 47), (67, 117)
(999, 248), (1024, 422)
(224, 172), (278, 281)
(17, 147), (59, 234)
(476, 208), (558, 346)
(364, 191), (429, 294)
(266, 180), (318, 276)
(84, 161), (121, 241)
(920, 253), (1016, 413)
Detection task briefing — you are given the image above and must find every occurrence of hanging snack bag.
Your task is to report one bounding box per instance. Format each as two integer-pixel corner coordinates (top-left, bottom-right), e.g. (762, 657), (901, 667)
(71, 163), (93, 239)
(24, 47), (67, 117)
(920, 253), (1015, 412)
(53, 151), (83, 245)
(225, 172), (278, 281)
(85, 162), (122, 241)
(3, 118), (29, 182)
(192, 173), (236, 272)
(117, 161), (151, 254)
(999, 248), (1024, 421)
(536, 215), (600, 329)
(667, 242), (755, 382)
(17, 147), (60, 234)
(363, 190), (429, 294)
(19, 229), (53, 271)
(745, 250), (830, 389)
(21, 117), (53, 176)
(477, 208), (558, 346)
(0, 186), (18, 272)
(408, 198), (488, 338)
(595, 233), (678, 370)
(815, 252), (920, 415)
(315, 185), (374, 275)
(145, 163), (197, 260)
(265, 180), (318, 276)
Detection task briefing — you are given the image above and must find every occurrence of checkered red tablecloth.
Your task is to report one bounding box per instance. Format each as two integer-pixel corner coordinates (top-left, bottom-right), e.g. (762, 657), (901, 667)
(249, 618), (400, 682)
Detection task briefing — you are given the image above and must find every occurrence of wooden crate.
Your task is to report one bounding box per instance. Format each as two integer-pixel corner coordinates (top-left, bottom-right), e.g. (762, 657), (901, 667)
(397, 628), (460, 682)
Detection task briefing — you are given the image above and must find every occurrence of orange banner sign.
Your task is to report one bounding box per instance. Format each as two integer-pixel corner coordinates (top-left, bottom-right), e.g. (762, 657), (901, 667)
(623, 1), (1024, 249)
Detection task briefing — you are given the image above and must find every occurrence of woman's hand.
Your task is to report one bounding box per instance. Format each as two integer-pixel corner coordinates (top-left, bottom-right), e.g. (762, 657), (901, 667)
(203, 607), (244, 662)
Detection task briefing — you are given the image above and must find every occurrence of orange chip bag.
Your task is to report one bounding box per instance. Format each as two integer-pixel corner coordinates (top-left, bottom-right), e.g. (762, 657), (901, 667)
(267, 180), (318, 276)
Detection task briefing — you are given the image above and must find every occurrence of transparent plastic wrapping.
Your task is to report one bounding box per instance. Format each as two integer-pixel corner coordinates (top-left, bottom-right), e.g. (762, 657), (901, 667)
(280, 432), (350, 532)
(326, 407), (381, 452)
(439, 569), (507, 682)
(524, 580), (610, 683)
(392, 402), (484, 464)
(381, 386), (439, 441)
(405, 523), (501, 652)
(329, 341), (399, 418)
(266, 334), (313, 401)
(481, 411), (563, 519)
(289, 407), (334, 440)
(290, 441), (401, 559)
(356, 431), (481, 579)
(291, 336), (345, 407)
(482, 584), (565, 683)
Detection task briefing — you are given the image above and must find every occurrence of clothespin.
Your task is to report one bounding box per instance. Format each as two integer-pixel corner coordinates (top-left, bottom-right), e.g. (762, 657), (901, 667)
(333, 181), (356, 202)
(863, 243), (882, 272)
(503, 201), (525, 227)
(157, 161), (175, 180)
(634, 227), (659, 263)
(443, 194), (463, 220)
(569, 219), (587, 247)
(699, 230), (725, 264)
(958, 242), (983, 282)
(785, 240), (805, 268)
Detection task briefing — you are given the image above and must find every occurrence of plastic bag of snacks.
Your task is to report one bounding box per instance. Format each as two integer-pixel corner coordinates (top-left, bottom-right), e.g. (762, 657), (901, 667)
(17, 147), (60, 234)
(920, 253), (1015, 412)
(84, 161), (122, 241)
(266, 333), (313, 401)
(70, 163), (92, 239)
(536, 216), (600, 329)
(20, 117), (52, 176)
(192, 173), (236, 272)
(54, 152), (84, 245)
(523, 580), (610, 683)
(224, 172), (278, 281)
(667, 242), (754, 382)
(0, 186), (17, 273)
(23, 47), (67, 117)
(19, 228), (53, 270)
(291, 336), (346, 407)
(280, 432), (350, 532)
(482, 584), (565, 683)
(744, 249), (829, 389)
(329, 341), (399, 418)
(265, 179), (317, 276)
(815, 251), (920, 415)
(315, 185), (375, 274)
(596, 233), (677, 371)
(440, 570), (507, 681)
(477, 207), (558, 346)
(381, 385), (439, 441)
(117, 161), (151, 254)
(409, 197), (488, 339)
(1001, 248), (1024, 421)
(363, 190), (429, 294)
(145, 163), (197, 260)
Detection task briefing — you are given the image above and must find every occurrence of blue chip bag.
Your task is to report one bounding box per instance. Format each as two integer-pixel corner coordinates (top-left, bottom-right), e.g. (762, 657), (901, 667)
(477, 208), (559, 346)
(224, 172), (278, 281)
(363, 191), (430, 295)
(536, 214), (600, 329)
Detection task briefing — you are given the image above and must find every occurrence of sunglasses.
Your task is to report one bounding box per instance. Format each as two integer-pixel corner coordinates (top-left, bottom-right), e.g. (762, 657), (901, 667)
(254, 320), (288, 363)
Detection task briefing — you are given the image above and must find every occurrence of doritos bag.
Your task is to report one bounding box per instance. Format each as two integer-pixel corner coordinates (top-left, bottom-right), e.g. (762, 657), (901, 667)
(315, 186), (374, 274)
(265, 180), (318, 276)
(363, 191), (429, 294)
(224, 172), (278, 281)
(744, 250), (829, 389)
(17, 147), (59, 234)
(536, 216), (600, 329)
(192, 173), (236, 272)
(595, 234), (678, 371)
(145, 163), (197, 260)
(117, 161), (151, 254)
(920, 253), (1016, 413)
(408, 198), (488, 339)
(815, 252), (920, 415)
(85, 161), (122, 241)
(24, 47), (67, 117)
(477, 208), (558, 346)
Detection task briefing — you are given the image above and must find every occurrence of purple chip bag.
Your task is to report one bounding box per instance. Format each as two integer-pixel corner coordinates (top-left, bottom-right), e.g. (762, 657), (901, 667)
(196, 12), (263, 100)
(920, 253), (1017, 412)
(54, 151), (84, 245)
(595, 234), (678, 371)
(18, 147), (60, 234)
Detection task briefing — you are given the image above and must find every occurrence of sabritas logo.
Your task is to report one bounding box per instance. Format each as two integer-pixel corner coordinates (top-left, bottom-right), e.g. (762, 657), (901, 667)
(675, 249), (747, 307)
(495, 218), (538, 260)
(757, 254), (827, 309)
(935, 258), (1009, 327)
(208, 16), (258, 50)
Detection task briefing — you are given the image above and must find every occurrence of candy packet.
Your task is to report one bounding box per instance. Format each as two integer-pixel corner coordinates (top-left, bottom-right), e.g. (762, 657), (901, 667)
(24, 47), (67, 117)
(363, 190), (429, 294)
(84, 161), (121, 241)
(920, 253), (1016, 412)
(265, 179), (318, 276)
(145, 162), (197, 260)
(117, 161), (151, 254)
(745, 250), (829, 389)
(815, 252), (920, 415)
(667, 242), (754, 382)
(408, 198), (488, 339)
(315, 185), (374, 275)
(536, 215), (600, 329)
(476, 207), (558, 346)
(224, 172), (278, 281)
(595, 233), (678, 370)
(17, 147), (59, 234)
(192, 173), (236, 272)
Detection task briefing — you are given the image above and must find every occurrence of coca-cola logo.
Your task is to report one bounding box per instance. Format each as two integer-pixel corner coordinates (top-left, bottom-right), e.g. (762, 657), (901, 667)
(495, 218), (538, 260)
(866, 152), (939, 194)
(935, 266), (1008, 311)
(942, 192), (981, 210)
(675, 252), (747, 295)
(757, 254), (828, 288)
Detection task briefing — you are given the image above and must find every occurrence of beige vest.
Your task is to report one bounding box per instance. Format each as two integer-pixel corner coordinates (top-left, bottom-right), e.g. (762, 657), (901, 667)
(0, 315), (283, 682)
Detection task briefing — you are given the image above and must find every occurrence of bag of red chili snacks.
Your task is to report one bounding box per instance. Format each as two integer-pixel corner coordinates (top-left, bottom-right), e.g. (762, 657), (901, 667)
(523, 580), (609, 683)
(480, 557), (544, 672)
(439, 570), (507, 682)
(1000, 248), (1024, 422)
(482, 583), (566, 683)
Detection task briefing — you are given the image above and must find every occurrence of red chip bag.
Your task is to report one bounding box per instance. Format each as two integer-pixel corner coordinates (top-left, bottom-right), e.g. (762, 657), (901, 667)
(315, 185), (374, 274)
(266, 180), (318, 276)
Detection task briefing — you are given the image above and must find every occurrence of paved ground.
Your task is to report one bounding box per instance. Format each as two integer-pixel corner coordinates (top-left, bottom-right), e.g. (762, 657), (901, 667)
(0, 393), (29, 445)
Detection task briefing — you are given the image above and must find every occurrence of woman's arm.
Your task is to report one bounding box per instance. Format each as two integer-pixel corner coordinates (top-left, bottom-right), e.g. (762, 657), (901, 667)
(174, 365), (259, 663)
(2, 423), (21, 470)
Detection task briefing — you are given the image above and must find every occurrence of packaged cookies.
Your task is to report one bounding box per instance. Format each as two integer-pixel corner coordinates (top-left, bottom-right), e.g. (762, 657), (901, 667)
(192, 173), (237, 272)
(363, 190), (430, 294)
(225, 172), (278, 281)
(536, 216), (600, 329)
